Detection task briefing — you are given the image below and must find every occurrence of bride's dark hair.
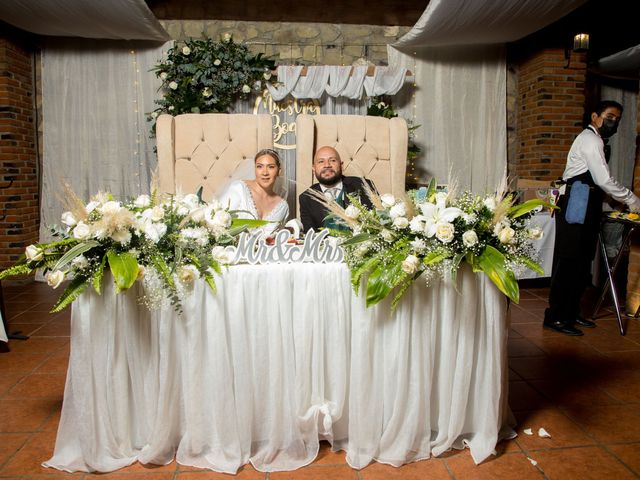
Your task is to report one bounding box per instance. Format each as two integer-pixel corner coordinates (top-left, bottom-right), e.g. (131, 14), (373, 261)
(255, 148), (281, 168)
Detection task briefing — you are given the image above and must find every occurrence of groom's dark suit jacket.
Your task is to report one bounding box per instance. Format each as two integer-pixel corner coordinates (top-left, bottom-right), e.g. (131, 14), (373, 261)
(299, 176), (376, 233)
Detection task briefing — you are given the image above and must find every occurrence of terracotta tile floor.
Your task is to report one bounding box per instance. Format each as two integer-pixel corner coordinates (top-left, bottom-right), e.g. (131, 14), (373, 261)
(2, 281), (640, 479)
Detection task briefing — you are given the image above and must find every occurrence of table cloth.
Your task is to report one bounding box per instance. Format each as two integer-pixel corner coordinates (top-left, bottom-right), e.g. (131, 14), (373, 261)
(44, 263), (513, 474)
(519, 212), (556, 279)
(0, 310), (7, 343)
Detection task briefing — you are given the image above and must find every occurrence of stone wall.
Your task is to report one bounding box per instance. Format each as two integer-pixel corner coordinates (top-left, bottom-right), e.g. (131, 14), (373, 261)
(159, 20), (409, 66)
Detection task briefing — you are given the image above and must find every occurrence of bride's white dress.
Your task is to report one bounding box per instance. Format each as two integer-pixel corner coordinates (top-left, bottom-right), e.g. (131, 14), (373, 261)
(219, 180), (289, 236)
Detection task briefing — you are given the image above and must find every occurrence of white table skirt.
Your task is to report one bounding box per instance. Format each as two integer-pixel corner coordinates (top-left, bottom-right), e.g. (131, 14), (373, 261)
(44, 263), (514, 474)
(519, 212), (556, 279)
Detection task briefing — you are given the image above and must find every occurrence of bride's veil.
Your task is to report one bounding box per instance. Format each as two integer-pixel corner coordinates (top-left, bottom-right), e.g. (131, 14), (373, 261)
(213, 150), (288, 201)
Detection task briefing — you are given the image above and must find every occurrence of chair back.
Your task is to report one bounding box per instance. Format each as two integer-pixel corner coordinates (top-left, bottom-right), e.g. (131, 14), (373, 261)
(295, 114), (407, 213)
(156, 113), (273, 200)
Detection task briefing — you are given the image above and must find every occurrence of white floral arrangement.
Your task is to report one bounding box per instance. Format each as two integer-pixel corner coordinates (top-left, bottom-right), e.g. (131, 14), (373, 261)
(1, 188), (266, 312)
(324, 179), (553, 308)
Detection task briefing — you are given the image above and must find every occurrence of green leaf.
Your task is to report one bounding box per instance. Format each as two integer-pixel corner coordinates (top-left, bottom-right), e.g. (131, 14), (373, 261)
(231, 218), (270, 229)
(350, 255), (381, 293)
(51, 240), (99, 272)
(514, 255), (545, 275)
(50, 276), (89, 313)
(475, 245), (520, 303)
(508, 199), (557, 219)
(106, 250), (139, 292)
(0, 262), (34, 280)
(151, 253), (175, 289)
(391, 277), (415, 310)
(203, 272), (217, 293)
(340, 233), (377, 247)
(365, 260), (404, 307)
(92, 254), (107, 294)
(423, 249), (449, 266)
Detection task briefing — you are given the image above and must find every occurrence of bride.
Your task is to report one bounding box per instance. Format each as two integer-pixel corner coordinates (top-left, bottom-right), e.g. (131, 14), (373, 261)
(218, 149), (289, 234)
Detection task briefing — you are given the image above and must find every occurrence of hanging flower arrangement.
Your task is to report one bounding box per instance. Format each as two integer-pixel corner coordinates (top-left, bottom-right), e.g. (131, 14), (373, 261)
(148, 34), (275, 132)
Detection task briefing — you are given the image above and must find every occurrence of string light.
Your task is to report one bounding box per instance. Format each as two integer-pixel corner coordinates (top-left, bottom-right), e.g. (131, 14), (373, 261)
(132, 48), (142, 188)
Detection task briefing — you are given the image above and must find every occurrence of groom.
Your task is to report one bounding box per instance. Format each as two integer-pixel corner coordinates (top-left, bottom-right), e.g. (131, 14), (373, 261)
(299, 146), (376, 232)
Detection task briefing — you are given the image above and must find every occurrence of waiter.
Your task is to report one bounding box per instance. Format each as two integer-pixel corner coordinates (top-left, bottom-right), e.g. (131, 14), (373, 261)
(545, 100), (640, 336)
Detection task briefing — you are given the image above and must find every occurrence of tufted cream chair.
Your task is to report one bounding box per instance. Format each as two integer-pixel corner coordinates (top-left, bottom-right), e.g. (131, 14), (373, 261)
(156, 113), (273, 200)
(295, 114), (408, 213)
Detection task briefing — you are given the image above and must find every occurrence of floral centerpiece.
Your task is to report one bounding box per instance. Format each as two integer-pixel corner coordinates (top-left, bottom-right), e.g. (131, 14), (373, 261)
(317, 179), (553, 307)
(0, 188), (266, 313)
(148, 34), (275, 132)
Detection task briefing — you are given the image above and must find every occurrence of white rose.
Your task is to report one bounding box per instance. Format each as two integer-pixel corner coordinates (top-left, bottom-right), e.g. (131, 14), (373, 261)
(392, 216), (409, 229)
(242, 84), (251, 94)
(211, 210), (232, 228)
(111, 228), (132, 245)
(178, 264), (199, 284)
(25, 244), (44, 262)
(168, 105), (175, 111)
(434, 191), (448, 206)
(181, 193), (200, 209)
(527, 227), (543, 240)
(159, 72), (168, 80)
(143, 221), (167, 243)
(211, 246), (232, 264)
(381, 229), (394, 242)
(73, 222), (92, 240)
(409, 215), (426, 233)
(483, 197), (497, 211)
(134, 194), (151, 208)
(493, 219), (510, 236)
(263, 71), (271, 80)
(389, 202), (407, 220)
(100, 200), (121, 215)
(214, 59), (221, 66)
(435, 222), (455, 243)
(380, 193), (396, 208)
(182, 46), (191, 55)
(46, 270), (65, 289)
(401, 255), (421, 275)
(150, 206), (164, 222)
(223, 33), (232, 42)
(377, 102), (386, 108)
(71, 255), (89, 270)
(61, 211), (77, 227)
(462, 230), (478, 247)
(498, 226), (516, 244)
(169, 81), (178, 90)
(345, 205), (360, 219)
(85, 201), (99, 214)
(202, 87), (211, 98)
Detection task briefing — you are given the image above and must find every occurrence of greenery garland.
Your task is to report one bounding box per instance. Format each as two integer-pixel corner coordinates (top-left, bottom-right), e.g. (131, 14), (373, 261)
(148, 34), (275, 132)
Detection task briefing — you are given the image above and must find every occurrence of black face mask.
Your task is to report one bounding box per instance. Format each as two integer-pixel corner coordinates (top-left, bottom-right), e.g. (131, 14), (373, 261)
(599, 118), (619, 138)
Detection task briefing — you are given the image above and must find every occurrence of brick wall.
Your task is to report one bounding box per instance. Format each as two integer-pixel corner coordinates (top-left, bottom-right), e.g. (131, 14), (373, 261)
(0, 28), (39, 270)
(515, 48), (587, 182)
(626, 89), (640, 314)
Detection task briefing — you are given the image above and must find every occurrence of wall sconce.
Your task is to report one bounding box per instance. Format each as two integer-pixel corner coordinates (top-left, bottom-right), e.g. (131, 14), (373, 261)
(565, 33), (589, 68)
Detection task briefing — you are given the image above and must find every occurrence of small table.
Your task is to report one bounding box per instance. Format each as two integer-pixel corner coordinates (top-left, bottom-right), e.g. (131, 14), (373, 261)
(592, 214), (640, 335)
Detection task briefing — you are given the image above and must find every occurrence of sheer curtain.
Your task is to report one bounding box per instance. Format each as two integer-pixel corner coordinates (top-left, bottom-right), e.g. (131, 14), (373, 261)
(40, 39), (169, 241)
(388, 44), (506, 193)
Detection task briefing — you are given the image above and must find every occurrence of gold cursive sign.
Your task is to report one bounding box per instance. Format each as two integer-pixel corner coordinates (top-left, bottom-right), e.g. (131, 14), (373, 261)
(253, 90), (321, 150)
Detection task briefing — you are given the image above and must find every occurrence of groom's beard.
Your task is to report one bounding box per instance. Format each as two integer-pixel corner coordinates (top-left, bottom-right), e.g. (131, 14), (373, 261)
(317, 170), (342, 186)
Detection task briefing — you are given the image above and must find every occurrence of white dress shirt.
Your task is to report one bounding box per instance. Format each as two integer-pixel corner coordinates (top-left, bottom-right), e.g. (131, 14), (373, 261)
(563, 125), (640, 210)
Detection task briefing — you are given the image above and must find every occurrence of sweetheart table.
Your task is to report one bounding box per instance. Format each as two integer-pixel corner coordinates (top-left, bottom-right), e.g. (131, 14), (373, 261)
(44, 262), (514, 474)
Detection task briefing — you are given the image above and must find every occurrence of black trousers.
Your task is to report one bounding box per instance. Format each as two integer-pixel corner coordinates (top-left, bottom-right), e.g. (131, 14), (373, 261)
(547, 190), (602, 324)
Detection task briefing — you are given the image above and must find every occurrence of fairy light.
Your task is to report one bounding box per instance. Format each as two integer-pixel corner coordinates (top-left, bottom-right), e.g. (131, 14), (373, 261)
(131, 48), (141, 189)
